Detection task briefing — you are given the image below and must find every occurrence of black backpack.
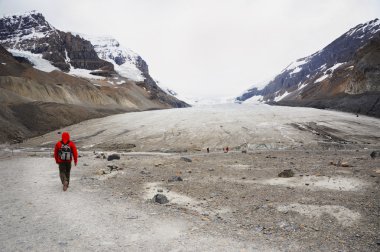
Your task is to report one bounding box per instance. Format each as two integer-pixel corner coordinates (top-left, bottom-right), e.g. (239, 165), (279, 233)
(59, 141), (72, 160)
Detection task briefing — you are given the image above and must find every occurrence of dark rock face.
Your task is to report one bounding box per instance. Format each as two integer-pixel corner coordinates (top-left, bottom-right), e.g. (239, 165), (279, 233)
(137, 60), (190, 108)
(237, 19), (380, 117)
(0, 11), (113, 72)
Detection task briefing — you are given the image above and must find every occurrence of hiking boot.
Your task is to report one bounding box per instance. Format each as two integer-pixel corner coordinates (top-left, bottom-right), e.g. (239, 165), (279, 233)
(63, 181), (68, 191)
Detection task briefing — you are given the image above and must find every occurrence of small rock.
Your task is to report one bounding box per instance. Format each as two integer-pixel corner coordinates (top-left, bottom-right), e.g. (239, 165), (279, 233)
(187, 170), (192, 173)
(96, 169), (107, 175)
(242, 150), (247, 154)
(168, 176), (183, 182)
(208, 168), (215, 172)
(107, 153), (120, 161)
(370, 151), (380, 159)
(107, 165), (118, 171)
(305, 183), (310, 186)
(155, 163), (163, 167)
(376, 240), (380, 245)
(341, 162), (350, 167)
(180, 157), (192, 162)
(83, 163), (89, 166)
(242, 177), (246, 180)
(152, 194), (169, 204)
(278, 169), (294, 178)
(157, 189), (163, 193)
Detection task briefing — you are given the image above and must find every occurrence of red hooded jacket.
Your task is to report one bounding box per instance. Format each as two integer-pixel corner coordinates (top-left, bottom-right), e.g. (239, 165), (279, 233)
(54, 132), (78, 164)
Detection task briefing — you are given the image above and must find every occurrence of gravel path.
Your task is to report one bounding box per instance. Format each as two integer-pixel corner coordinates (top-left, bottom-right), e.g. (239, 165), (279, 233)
(0, 153), (274, 251)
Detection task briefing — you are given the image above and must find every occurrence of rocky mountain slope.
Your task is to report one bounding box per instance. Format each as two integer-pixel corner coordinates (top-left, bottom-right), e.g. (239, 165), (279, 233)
(0, 11), (188, 107)
(0, 11), (113, 72)
(0, 11), (188, 143)
(236, 19), (380, 117)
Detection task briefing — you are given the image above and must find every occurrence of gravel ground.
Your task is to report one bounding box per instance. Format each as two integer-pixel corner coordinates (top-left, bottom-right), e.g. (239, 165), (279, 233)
(1, 104), (379, 251)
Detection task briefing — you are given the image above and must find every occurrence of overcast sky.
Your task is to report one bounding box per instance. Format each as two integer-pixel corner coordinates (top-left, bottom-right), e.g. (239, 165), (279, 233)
(1, 0), (379, 98)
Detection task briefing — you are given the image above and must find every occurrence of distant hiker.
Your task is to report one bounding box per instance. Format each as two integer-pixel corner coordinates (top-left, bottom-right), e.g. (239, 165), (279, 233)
(207, 147), (210, 153)
(226, 146), (229, 153)
(54, 132), (78, 191)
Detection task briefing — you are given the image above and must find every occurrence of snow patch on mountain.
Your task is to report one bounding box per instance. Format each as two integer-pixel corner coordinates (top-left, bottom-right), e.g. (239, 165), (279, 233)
(284, 58), (309, 74)
(315, 62), (346, 83)
(346, 18), (380, 37)
(244, 95), (263, 104)
(155, 80), (178, 96)
(274, 91), (290, 102)
(9, 49), (58, 72)
(73, 33), (145, 82)
(69, 68), (106, 80)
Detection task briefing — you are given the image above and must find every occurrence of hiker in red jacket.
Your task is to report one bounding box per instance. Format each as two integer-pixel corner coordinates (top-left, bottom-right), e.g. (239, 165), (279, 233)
(54, 132), (78, 191)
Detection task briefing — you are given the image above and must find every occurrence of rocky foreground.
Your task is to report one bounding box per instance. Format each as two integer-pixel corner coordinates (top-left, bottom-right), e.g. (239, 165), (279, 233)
(0, 104), (379, 251)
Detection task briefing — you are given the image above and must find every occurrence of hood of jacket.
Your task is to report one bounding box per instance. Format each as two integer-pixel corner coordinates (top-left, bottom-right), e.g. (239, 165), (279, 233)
(61, 132), (70, 144)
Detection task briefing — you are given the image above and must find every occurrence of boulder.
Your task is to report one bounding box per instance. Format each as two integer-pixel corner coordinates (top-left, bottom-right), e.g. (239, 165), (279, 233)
(152, 194), (169, 204)
(180, 157), (192, 162)
(278, 169), (295, 178)
(168, 176), (183, 182)
(370, 151), (380, 159)
(107, 153), (120, 161)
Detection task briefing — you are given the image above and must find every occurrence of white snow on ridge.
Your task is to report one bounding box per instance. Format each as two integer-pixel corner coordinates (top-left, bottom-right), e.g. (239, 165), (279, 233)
(244, 95), (263, 104)
(283, 58), (308, 73)
(314, 62), (345, 83)
(290, 66), (302, 75)
(73, 33), (145, 82)
(297, 82), (308, 90)
(274, 91), (290, 102)
(9, 49), (106, 79)
(315, 74), (329, 83)
(155, 80), (178, 96)
(68, 68), (106, 80)
(238, 76), (275, 98)
(329, 62), (345, 72)
(346, 18), (380, 37)
(9, 49), (58, 72)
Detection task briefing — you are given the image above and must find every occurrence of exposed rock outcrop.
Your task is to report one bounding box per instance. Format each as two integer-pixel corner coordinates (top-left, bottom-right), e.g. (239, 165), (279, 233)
(0, 11), (113, 72)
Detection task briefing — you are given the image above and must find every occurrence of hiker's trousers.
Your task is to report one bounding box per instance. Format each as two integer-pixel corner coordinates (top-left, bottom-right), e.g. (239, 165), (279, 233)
(58, 162), (72, 185)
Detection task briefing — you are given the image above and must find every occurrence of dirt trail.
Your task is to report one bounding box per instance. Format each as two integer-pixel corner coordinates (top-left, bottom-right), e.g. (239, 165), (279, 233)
(0, 152), (276, 251)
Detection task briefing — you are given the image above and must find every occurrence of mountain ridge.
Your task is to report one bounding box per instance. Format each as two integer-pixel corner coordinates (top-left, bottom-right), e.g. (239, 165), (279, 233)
(0, 10), (188, 108)
(236, 18), (380, 117)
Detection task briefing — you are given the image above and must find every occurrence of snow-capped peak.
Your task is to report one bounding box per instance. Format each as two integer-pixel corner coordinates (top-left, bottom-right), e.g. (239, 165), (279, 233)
(0, 10), (56, 49)
(345, 18), (380, 37)
(73, 33), (145, 82)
